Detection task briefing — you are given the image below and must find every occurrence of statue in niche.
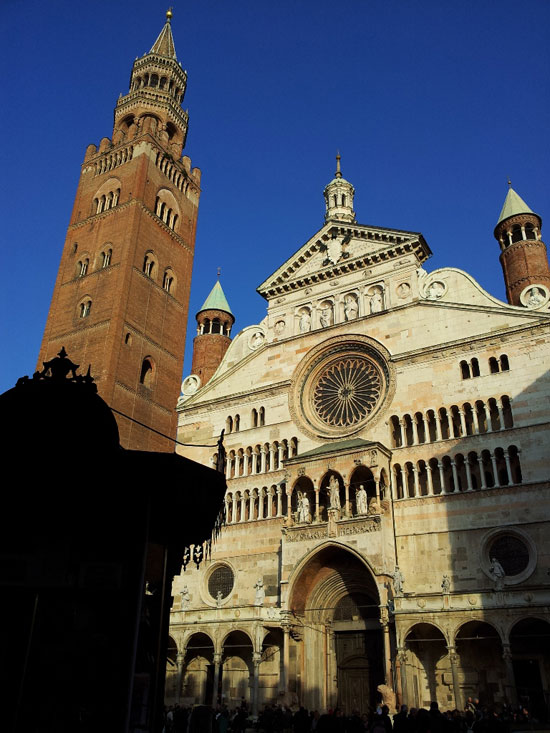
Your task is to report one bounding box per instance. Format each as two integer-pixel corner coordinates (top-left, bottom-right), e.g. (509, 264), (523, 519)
(180, 586), (191, 610)
(393, 565), (404, 596)
(216, 590), (223, 607)
(327, 475), (341, 510)
(298, 309), (311, 333)
(355, 484), (368, 515)
(527, 287), (545, 307)
(369, 288), (384, 313)
(249, 331), (265, 350)
(489, 557), (505, 590)
(254, 578), (265, 606)
(426, 281), (445, 300)
(274, 320), (285, 334)
(320, 303), (333, 328)
(344, 294), (358, 321)
(441, 575), (450, 594)
(297, 491), (311, 523)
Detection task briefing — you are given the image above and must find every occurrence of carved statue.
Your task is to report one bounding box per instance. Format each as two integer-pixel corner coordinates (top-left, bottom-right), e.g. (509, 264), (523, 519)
(370, 288), (383, 313)
(297, 491), (311, 523)
(441, 575), (450, 594)
(254, 578), (265, 606)
(180, 585), (191, 609)
(527, 287), (544, 307)
(344, 295), (358, 321)
(216, 590), (223, 607)
(320, 304), (333, 328)
(377, 684), (397, 713)
(299, 310), (311, 333)
(489, 557), (505, 590)
(393, 565), (404, 596)
(356, 484), (368, 515)
(327, 475), (341, 510)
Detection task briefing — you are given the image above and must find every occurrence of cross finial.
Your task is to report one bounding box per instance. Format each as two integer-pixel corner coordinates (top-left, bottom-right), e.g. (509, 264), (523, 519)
(217, 267), (221, 278)
(335, 151), (342, 178)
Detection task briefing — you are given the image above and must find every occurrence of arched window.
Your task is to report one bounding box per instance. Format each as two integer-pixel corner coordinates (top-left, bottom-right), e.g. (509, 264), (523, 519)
(524, 223), (536, 240)
(460, 360), (471, 379)
(140, 358), (153, 388)
(471, 358), (480, 377)
(511, 225), (523, 243)
(78, 259), (89, 277)
(143, 253), (155, 277)
(342, 194), (346, 206)
(252, 409), (258, 428)
(234, 414), (240, 432)
(211, 318), (221, 334)
(489, 357), (499, 374)
(163, 269), (174, 293)
(79, 299), (91, 318)
(102, 248), (112, 268)
(226, 416), (233, 434)
(500, 354), (510, 371)
(259, 407), (265, 426)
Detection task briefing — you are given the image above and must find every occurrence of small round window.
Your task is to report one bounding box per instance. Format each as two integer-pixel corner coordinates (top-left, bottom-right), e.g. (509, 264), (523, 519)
(489, 535), (529, 576)
(208, 565), (234, 600)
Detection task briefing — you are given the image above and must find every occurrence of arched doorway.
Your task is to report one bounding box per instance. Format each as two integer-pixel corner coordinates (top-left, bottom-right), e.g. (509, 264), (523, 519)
(403, 623), (448, 708)
(221, 630), (253, 709)
(288, 544), (383, 713)
(182, 632), (214, 704)
(455, 621), (504, 709)
(510, 618), (550, 722)
(260, 629), (284, 707)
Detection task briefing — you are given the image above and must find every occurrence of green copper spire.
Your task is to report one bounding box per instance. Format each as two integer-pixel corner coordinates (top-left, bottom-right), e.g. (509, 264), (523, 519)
(198, 280), (233, 316)
(496, 186), (536, 226)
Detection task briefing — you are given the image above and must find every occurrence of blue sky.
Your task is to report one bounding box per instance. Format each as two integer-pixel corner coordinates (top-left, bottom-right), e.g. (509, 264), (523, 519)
(1, 0), (549, 393)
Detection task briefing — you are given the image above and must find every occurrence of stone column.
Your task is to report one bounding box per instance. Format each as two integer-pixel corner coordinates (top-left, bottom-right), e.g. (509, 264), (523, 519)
(412, 416), (419, 445)
(260, 447), (267, 474)
(434, 411), (442, 441)
(490, 452), (501, 487)
(315, 486), (320, 522)
(212, 652), (221, 707)
(479, 402), (488, 433)
(397, 648), (408, 706)
(249, 492), (255, 521)
(282, 624), (290, 698)
(502, 644), (518, 706)
(278, 443), (284, 467)
(258, 490), (264, 520)
(277, 486), (283, 517)
(451, 460), (459, 492)
(269, 445), (276, 470)
(448, 647), (462, 711)
(472, 406), (480, 434)
(252, 451), (257, 475)
(398, 419), (405, 446)
(402, 467), (409, 498)
(438, 460), (446, 493)
(504, 450), (512, 484)
(426, 464), (434, 495)
(344, 480), (351, 518)
(240, 494), (246, 522)
(252, 651), (261, 716)
(478, 456), (487, 489)
(497, 399), (506, 430)
(225, 497), (231, 523)
(458, 408), (467, 436)
(381, 616), (392, 685)
(176, 651), (185, 703)
(225, 456), (232, 480)
(465, 457), (473, 491)
(243, 453), (249, 476)
(412, 465), (419, 497)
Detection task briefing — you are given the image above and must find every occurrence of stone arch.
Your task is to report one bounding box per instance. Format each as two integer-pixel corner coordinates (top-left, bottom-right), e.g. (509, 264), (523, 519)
(403, 622), (449, 708)
(292, 475), (314, 523)
(182, 632), (215, 704)
(509, 618), (550, 720)
(319, 470), (344, 520)
(221, 630), (254, 708)
(349, 464), (376, 515)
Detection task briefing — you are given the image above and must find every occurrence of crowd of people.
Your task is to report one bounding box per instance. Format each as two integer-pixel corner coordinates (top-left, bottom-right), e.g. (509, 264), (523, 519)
(163, 698), (539, 733)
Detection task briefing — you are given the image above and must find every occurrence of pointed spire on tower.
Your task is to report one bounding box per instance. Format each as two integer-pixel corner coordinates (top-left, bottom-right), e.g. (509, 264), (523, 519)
(496, 186), (536, 226)
(199, 280), (233, 317)
(323, 154), (356, 224)
(150, 9), (177, 59)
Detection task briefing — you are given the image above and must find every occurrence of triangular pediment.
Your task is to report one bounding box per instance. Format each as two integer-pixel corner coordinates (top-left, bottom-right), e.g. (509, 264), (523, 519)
(257, 221), (431, 299)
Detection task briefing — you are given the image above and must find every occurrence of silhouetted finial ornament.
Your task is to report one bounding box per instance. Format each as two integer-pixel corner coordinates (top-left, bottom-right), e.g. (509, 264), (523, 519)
(335, 152), (342, 179)
(217, 266), (221, 278)
(16, 347), (96, 391)
(166, 7), (173, 21)
(508, 178), (512, 187)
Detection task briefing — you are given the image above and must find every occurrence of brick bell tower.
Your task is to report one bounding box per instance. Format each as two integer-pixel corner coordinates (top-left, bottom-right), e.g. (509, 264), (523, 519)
(190, 280), (235, 386)
(494, 184), (550, 306)
(37, 11), (201, 451)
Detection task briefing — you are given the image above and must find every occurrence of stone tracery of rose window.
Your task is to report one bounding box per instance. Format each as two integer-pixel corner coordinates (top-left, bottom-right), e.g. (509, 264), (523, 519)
(313, 357), (382, 427)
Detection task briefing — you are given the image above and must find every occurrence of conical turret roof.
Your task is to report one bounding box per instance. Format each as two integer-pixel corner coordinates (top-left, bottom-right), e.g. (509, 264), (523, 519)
(150, 11), (177, 59)
(198, 281), (233, 317)
(497, 186), (536, 226)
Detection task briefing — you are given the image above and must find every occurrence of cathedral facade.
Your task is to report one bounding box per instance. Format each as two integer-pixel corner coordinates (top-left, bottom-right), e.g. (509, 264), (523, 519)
(170, 163), (550, 717)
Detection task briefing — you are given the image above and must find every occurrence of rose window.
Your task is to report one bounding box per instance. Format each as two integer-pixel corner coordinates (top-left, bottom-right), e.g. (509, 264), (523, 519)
(313, 357), (382, 427)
